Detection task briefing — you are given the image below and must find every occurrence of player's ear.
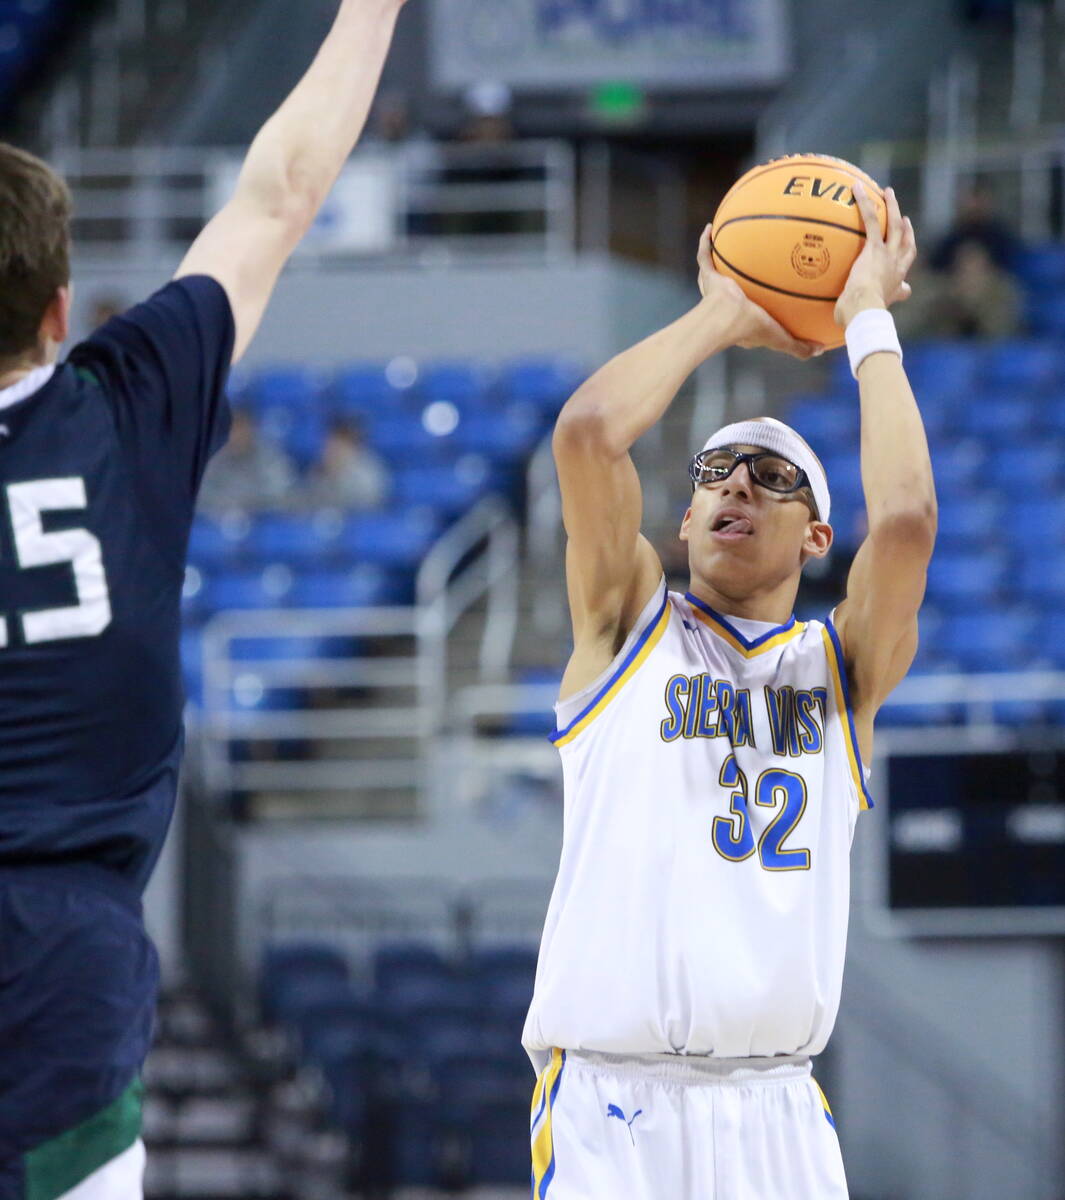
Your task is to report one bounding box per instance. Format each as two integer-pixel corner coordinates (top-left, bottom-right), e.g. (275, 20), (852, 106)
(40, 286), (72, 349)
(679, 505), (693, 543)
(802, 520), (833, 562)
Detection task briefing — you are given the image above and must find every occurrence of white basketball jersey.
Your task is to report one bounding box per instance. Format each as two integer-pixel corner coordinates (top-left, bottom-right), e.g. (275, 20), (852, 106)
(523, 580), (873, 1073)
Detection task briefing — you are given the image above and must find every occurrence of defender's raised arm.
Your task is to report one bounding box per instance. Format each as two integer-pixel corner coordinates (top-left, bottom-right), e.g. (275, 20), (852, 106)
(177, 0), (408, 361)
(833, 184), (937, 759)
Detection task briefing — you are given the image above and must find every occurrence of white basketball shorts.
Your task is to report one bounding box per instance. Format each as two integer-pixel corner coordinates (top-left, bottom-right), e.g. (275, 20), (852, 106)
(530, 1049), (848, 1199)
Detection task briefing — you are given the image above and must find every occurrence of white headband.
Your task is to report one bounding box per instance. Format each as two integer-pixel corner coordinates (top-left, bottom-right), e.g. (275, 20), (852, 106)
(701, 417), (830, 523)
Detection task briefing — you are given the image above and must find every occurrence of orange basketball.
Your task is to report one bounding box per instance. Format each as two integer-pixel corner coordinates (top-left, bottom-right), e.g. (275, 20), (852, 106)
(710, 154), (888, 349)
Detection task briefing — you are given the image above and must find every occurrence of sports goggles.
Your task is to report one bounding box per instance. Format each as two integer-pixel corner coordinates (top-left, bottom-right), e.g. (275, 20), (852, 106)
(688, 448), (816, 512)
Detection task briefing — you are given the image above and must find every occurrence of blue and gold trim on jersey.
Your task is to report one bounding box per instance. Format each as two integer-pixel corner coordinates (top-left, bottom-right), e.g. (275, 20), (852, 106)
(550, 588), (671, 748)
(822, 617), (874, 811)
(815, 1080), (837, 1130)
(684, 593), (807, 658)
(531, 1048), (566, 1198)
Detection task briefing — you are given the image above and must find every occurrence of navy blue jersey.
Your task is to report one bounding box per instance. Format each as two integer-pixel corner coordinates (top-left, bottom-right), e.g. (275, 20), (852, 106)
(0, 276), (233, 893)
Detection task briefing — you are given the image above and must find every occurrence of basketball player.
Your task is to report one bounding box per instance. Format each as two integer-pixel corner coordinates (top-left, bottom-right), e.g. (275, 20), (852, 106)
(0, 2), (407, 1195)
(523, 183), (932, 1197)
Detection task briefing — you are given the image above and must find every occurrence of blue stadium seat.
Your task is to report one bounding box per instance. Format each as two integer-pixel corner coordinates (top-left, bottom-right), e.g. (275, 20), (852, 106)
(498, 357), (583, 414)
(258, 404), (326, 470)
(1027, 293), (1065, 340)
(819, 454), (864, 509)
(1014, 243), (1065, 291)
(419, 361), (488, 410)
(247, 366), (320, 411)
(208, 566), (294, 611)
(900, 342), (981, 396)
(188, 514), (249, 570)
(785, 396), (859, 449)
(259, 942), (350, 1023)
(929, 443), (986, 492)
(374, 942), (454, 999)
(1018, 553), (1065, 605)
(180, 630), (204, 707)
(288, 565), (395, 608)
(963, 393), (1039, 441)
(453, 404), (544, 463)
(404, 1002), (483, 1063)
(229, 634), (334, 664)
(939, 609), (1036, 672)
(925, 551), (1008, 605)
(339, 510), (440, 571)
(934, 496), (1002, 549)
(366, 410), (456, 461)
(390, 459), (493, 520)
(1003, 498), (1065, 552)
(994, 441), (1062, 490)
(332, 363), (407, 420)
(244, 512), (344, 568)
(469, 945), (538, 1010)
(982, 341), (1062, 392)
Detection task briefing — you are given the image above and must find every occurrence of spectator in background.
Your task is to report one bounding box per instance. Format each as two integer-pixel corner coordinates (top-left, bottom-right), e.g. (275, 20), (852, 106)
(903, 240), (1023, 340)
(198, 407), (297, 514)
(930, 183), (1020, 274)
(88, 292), (127, 331)
(302, 418), (388, 511)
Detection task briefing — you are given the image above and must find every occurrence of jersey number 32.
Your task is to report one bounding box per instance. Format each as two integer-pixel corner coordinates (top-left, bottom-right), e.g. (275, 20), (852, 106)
(1, 478), (112, 647)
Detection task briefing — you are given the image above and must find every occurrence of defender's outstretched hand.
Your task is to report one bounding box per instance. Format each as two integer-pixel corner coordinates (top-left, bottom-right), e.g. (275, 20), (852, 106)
(835, 184), (917, 328)
(697, 226), (821, 360)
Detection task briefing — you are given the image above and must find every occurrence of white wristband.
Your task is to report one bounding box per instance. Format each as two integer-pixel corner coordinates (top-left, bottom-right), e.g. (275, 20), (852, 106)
(845, 308), (903, 380)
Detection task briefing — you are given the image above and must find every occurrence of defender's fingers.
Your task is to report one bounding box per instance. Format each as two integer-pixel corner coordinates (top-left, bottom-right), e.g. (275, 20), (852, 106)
(852, 181), (881, 241)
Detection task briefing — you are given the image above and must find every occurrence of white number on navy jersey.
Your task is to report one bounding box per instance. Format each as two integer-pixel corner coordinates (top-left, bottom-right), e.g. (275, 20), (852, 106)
(2, 478), (112, 646)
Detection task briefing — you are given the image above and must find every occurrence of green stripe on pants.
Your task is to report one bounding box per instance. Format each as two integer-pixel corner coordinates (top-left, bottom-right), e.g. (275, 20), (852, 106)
(24, 1080), (142, 1200)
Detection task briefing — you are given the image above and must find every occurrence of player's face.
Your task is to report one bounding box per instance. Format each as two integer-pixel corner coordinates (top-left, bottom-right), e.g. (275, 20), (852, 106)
(679, 444), (832, 599)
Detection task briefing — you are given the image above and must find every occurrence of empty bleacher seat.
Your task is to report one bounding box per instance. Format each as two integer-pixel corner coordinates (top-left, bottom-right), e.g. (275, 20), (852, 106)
(934, 496), (1002, 549)
(786, 395), (859, 449)
(390, 459), (493, 519)
(188, 514), (249, 571)
(925, 550), (1008, 605)
(498, 357), (583, 414)
(246, 366), (320, 411)
(982, 341), (1062, 392)
(288, 565), (396, 608)
(244, 512), (344, 568)
(453, 404), (545, 463)
(339, 509), (440, 571)
(963, 393), (1039, 441)
(332, 363), (408, 419)
(419, 361), (488, 410)
(259, 942), (351, 1023)
(939, 609), (1036, 673)
(207, 565), (294, 611)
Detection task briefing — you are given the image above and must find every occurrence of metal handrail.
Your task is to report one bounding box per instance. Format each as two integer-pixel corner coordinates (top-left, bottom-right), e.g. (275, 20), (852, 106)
(197, 494), (521, 805)
(52, 140), (578, 263)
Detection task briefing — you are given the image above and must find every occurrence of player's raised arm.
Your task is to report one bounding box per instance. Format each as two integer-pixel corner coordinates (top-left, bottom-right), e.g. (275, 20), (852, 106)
(176, 0), (408, 362)
(554, 230), (818, 698)
(832, 183), (936, 757)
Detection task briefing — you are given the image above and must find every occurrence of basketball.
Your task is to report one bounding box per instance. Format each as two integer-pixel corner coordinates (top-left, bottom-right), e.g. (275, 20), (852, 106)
(710, 154), (888, 349)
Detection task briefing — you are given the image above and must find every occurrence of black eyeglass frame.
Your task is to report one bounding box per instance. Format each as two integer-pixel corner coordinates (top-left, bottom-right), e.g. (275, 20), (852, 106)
(688, 448), (819, 516)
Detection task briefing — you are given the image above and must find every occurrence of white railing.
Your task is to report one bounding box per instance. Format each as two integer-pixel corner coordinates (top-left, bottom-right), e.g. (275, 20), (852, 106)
(197, 495), (520, 810)
(861, 127), (1065, 243)
(52, 140), (578, 264)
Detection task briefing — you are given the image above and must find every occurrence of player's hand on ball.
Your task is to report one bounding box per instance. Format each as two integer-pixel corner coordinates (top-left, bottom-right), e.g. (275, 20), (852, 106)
(697, 226), (822, 360)
(835, 184), (917, 328)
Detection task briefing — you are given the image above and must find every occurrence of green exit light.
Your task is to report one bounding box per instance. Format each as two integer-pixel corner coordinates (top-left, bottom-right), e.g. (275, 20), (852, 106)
(590, 81), (646, 122)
